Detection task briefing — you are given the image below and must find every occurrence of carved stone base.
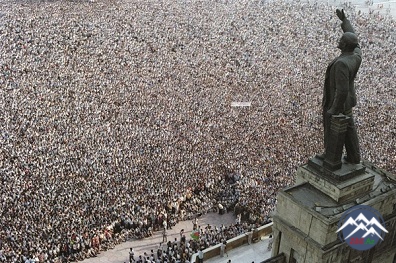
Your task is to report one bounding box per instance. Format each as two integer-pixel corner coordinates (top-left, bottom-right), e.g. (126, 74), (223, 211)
(299, 156), (373, 203)
(309, 155), (366, 181)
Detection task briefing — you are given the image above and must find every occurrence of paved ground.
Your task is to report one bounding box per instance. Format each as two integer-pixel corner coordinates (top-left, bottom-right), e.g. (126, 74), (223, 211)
(82, 212), (237, 263)
(205, 236), (273, 263)
(81, 212), (273, 263)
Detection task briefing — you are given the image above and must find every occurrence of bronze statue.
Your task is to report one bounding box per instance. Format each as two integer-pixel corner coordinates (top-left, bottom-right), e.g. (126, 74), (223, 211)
(320, 9), (361, 167)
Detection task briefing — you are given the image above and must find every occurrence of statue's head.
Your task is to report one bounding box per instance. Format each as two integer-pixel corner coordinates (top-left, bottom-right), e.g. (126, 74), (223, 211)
(338, 32), (358, 52)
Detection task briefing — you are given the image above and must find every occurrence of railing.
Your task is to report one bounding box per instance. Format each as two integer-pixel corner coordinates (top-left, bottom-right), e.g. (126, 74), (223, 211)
(190, 222), (273, 263)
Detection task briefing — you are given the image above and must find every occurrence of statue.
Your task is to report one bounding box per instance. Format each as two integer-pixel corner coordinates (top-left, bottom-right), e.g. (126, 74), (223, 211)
(319, 9), (362, 170)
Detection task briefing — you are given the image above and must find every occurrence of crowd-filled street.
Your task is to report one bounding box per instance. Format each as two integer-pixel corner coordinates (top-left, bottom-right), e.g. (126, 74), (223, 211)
(0, 0), (395, 262)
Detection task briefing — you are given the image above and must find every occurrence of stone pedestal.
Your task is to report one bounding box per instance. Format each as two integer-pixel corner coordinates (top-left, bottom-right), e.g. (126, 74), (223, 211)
(302, 156), (372, 203)
(270, 160), (396, 263)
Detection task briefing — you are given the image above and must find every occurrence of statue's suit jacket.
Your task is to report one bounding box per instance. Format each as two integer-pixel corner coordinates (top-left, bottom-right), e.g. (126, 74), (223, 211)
(322, 19), (362, 114)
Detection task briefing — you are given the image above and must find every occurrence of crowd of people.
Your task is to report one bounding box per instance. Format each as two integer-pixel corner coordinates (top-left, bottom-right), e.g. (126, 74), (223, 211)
(130, 220), (259, 263)
(0, 0), (395, 262)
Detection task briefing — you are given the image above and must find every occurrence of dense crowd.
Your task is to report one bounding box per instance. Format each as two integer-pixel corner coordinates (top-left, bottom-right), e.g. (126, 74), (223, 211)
(0, 0), (395, 262)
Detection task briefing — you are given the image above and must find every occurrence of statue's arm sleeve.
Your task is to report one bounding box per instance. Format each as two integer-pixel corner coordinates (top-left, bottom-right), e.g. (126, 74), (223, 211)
(342, 19), (362, 57)
(341, 19), (355, 33)
(330, 61), (349, 114)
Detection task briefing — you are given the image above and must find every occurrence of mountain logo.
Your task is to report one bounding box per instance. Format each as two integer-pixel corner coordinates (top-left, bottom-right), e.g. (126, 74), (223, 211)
(336, 205), (388, 251)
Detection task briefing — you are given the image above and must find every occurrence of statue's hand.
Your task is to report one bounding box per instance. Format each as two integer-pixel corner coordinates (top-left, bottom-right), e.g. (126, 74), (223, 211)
(336, 9), (346, 21)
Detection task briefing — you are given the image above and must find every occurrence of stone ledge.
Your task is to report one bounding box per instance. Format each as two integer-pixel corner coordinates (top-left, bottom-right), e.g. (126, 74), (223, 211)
(297, 160), (375, 203)
(308, 156), (366, 182)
